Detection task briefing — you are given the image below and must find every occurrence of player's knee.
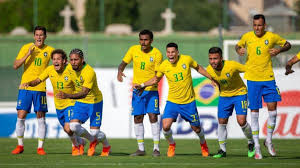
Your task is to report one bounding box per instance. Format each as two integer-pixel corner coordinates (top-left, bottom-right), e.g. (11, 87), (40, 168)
(69, 122), (80, 132)
(134, 115), (144, 123)
(191, 126), (201, 133)
(148, 114), (158, 123)
(64, 125), (73, 136)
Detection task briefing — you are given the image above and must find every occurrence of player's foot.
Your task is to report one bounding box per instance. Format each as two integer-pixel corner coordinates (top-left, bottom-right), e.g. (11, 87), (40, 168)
(213, 149), (226, 158)
(100, 146), (111, 157)
(200, 141), (209, 157)
(72, 146), (81, 156)
(87, 139), (99, 156)
(254, 147), (263, 160)
(11, 145), (24, 154)
(264, 140), (276, 156)
(152, 149), (160, 157)
(79, 139), (86, 155)
(130, 149), (146, 156)
(167, 143), (176, 157)
(248, 143), (255, 158)
(37, 148), (46, 155)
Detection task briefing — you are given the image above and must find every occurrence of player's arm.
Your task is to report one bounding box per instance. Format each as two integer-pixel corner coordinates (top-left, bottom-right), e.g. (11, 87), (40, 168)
(269, 41), (291, 57)
(194, 65), (218, 87)
(285, 55), (300, 75)
(13, 44), (35, 70)
(57, 87), (90, 99)
(133, 76), (163, 90)
(117, 61), (128, 82)
(20, 78), (42, 89)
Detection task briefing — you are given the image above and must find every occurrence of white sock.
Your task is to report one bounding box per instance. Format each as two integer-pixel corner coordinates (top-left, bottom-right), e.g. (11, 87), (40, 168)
(69, 122), (95, 142)
(163, 129), (175, 145)
(241, 122), (254, 144)
(134, 123), (145, 151)
(69, 133), (79, 147)
(16, 118), (25, 146)
(196, 126), (206, 145)
(218, 124), (227, 152)
(37, 117), (46, 148)
(251, 112), (260, 148)
(267, 110), (277, 143)
(151, 122), (160, 151)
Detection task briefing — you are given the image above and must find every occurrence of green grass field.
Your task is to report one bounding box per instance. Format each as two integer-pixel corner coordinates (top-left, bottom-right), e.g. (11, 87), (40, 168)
(0, 138), (299, 168)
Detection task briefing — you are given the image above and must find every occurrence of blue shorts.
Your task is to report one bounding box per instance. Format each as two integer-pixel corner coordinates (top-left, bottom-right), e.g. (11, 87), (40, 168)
(162, 101), (200, 127)
(56, 106), (73, 127)
(218, 94), (248, 119)
(16, 90), (48, 112)
(72, 101), (103, 127)
(131, 89), (160, 116)
(247, 80), (281, 110)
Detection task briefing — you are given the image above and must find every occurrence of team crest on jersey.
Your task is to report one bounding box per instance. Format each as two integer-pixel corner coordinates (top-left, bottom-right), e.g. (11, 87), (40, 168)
(182, 64), (186, 69)
(64, 76), (68, 81)
(150, 57), (153, 62)
(226, 73), (230, 77)
(265, 40), (269, 45)
(44, 52), (48, 57)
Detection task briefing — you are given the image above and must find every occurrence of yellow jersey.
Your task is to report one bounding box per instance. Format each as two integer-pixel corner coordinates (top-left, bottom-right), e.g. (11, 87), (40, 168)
(38, 64), (75, 110)
(157, 55), (197, 104)
(237, 31), (286, 81)
(206, 60), (247, 97)
(297, 52), (300, 59)
(70, 63), (103, 104)
(123, 45), (163, 91)
(16, 43), (54, 91)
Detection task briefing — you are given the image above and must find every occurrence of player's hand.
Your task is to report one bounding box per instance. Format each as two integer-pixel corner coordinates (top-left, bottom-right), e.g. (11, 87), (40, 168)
(117, 71), (126, 82)
(133, 83), (142, 90)
(20, 83), (29, 89)
(285, 64), (294, 75)
(269, 48), (280, 57)
(237, 48), (246, 56)
(56, 91), (67, 99)
(211, 79), (219, 88)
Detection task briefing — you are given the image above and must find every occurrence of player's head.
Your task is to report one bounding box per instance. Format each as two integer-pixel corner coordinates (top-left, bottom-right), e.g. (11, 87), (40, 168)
(253, 14), (266, 37)
(69, 48), (85, 72)
(166, 42), (179, 64)
(51, 49), (67, 72)
(208, 47), (223, 70)
(139, 29), (153, 52)
(33, 26), (47, 48)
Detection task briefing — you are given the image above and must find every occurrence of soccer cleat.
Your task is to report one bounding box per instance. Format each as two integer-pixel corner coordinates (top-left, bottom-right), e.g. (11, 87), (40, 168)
(152, 149), (160, 157)
(79, 139), (86, 155)
(167, 143), (176, 157)
(72, 146), (81, 156)
(248, 143), (255, 157)
(11, 145), (24, 154)
(264, 140), (276, 156)
(200, 141), (209, 157)
(130, 149), (146, 156)
(87, 139), (99, 156)
(37, 148), (46, 155)
(254, 147), (263, 160)
(213, 149), (226, 158)
(100, 146), (111, 157)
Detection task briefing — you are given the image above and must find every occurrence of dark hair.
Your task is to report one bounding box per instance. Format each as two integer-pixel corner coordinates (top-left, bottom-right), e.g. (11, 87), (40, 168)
(69, 48), (84, 58)
(51, 49), (67, 60)
(253, 14), (265, 24)
(139, 29), (153, 40)
(209, 47), (222, 57)
(34, 26), (47, 35)
(166, 42), (178, 50)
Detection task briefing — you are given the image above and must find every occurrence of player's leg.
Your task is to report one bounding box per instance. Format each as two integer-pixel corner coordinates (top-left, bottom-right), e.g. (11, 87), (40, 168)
(263, 80), (281, 156)
(146, 91), (160, 156)
(12, 90), (32, 154)
(33, 91), (48, 155)
(131, 90), (146, 156)
(89, 101), (110, 157)
(247, 80), (263, 159)
(234, 94), (255, 157)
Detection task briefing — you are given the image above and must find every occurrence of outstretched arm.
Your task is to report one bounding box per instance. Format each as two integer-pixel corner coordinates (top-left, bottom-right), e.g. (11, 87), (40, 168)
(117, 61), (128, 82)
(133, 76), (163, 90)
(56, 87), (90, 99)
(13, 44), (35, 70)
(20, 78), (42, 89)
(285, 55), (300, 75)
(194, 65), (218, 87)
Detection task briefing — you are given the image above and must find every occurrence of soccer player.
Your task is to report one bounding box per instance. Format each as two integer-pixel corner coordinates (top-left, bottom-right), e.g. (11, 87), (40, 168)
(12, 26), (54, 155)
(56, 48), (111, 157)
(117, 30), (162, 156)
(206, 47), (254, 158)
(135, 42), (214, 157)
(235, 14), (291, 159)
(285, 51), (300, 75)
(22, 49), (85, 156)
